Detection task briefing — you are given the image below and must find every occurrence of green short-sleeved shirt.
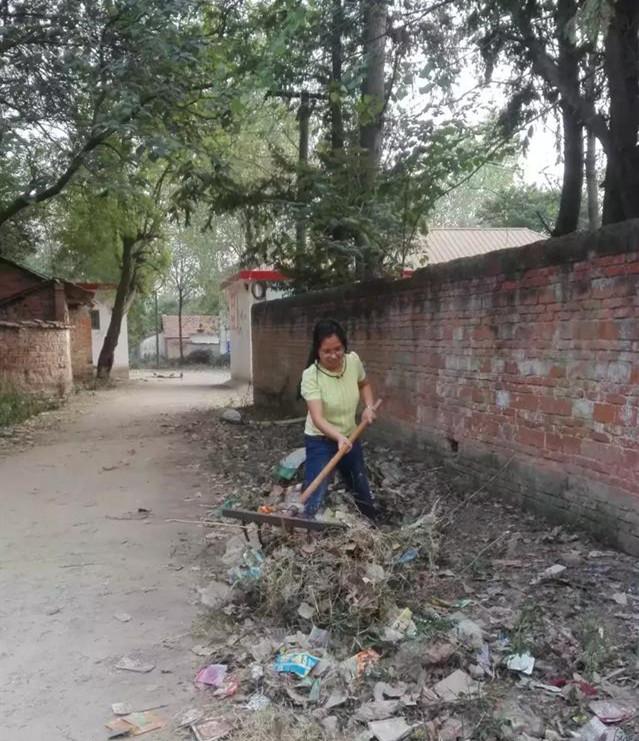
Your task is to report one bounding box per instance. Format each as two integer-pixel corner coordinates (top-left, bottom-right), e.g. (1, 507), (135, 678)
(300, 351), (366, 437)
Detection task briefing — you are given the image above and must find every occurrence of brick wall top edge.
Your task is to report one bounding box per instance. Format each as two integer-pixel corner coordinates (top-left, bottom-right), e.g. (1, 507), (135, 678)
(253, 219), (639, 321)
(0, 319), (69, 330)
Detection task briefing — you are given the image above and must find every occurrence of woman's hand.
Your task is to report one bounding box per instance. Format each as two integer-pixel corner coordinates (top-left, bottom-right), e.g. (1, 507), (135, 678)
(362, 405), (377, 426)
(337, 434), (352, 453)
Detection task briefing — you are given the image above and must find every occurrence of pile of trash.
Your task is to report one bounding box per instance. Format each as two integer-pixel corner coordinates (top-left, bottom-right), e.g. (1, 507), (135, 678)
(168, 408), (639, 741)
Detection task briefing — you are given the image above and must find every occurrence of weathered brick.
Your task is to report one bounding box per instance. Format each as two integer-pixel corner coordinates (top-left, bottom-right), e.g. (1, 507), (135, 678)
(594, 403), (619, 425)
(0, 321), (72, 395)
(252, 220), (639, 555)
(540, 397), (572, 416)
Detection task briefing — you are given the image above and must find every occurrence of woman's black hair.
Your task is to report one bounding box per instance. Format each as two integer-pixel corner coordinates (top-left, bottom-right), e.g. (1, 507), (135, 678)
(297, 319), (348, 399)
(305, 319), (348, 369)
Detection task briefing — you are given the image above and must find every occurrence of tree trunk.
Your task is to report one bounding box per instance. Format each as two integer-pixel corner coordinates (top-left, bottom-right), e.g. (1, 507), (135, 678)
(330, 0), (345, 153)
(295, 90), (310, 269)
(358, 0), (387, 279)
(178, 288), (184, 365)
(359, 0), (386, 189)
(603, 0), (639, 220)
(602, 160), (626, 225)
(584, 58), (600, 230)
(553, 0), (583, 236)
(585, 130), (600, 229)
(96, 236), (137, 379)
(554, 103), (583, 235)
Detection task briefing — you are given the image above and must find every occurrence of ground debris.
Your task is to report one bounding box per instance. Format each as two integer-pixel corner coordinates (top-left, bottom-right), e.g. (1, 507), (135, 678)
(179, 405), (639, 741)
(368, 717), (413, 741)
(432, 669), (481, 702)
(115, 656), (155, 673)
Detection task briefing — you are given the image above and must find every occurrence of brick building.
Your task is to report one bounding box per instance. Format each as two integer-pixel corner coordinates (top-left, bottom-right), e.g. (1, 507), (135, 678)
(161, 314), (220, 360)
(0, 257), (94, 392)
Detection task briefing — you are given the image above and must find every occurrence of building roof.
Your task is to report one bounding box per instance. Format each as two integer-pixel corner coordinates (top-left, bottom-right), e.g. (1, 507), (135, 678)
(221, 268), (289, 290)
(76, 282), (118, 291)
(0, 256), (94, 306)
(162, 314), (218, 340)
(408, 227), (546, 267)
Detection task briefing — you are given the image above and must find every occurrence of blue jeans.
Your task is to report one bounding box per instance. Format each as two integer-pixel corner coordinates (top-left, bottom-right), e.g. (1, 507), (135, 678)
(303, 435), (376, 519)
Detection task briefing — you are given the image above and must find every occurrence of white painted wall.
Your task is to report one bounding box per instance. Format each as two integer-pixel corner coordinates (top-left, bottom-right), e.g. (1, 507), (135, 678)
(225, 280), (284, 382)
(91, 289), (129, 376)
(139, 333), (166, 360)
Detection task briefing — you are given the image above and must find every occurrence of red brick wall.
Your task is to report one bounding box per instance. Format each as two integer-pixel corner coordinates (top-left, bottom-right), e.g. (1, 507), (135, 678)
(68, 306), (93, 382)
(0, 320), (73, 395)
(253, 220), (639, 554)
(0, 263), (57, 321)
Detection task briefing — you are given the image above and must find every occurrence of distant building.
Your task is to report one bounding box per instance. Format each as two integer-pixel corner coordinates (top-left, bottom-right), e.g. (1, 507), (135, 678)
(77, 284), (130, 379)
(162, 314), (221, 360)
(139, 314), (223, 362)
(406, 227), (546, 269)
(0, 257), (92, 393)
(222, 269), (289, 382)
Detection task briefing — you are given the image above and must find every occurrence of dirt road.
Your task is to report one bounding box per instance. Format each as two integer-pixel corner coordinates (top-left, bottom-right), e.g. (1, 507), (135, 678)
(0, 370), (245, 741)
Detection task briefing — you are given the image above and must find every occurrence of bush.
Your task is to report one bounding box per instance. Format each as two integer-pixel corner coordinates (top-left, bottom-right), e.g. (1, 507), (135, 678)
(210, 352), (230, 368)
(182, 348), (213, 365)
(0, 385), (59, 428)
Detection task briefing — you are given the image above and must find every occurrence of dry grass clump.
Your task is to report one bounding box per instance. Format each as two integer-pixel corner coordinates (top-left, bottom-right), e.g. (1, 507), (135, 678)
(232, 706), (326, 741)
(255, 503), (440, 641)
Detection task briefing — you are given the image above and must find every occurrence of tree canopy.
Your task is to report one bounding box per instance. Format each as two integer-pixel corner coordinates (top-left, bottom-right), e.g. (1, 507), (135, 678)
(2, 0), (638, 311)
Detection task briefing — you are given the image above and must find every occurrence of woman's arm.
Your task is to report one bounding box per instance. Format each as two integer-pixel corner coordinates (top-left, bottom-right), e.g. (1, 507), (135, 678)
(359, 379), (376, 425)
(307, 399), (352, 451)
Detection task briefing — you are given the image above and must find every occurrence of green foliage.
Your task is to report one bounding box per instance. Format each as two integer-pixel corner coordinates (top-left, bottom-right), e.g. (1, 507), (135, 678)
(430, 162), (518, 227)
(476, 180), (590, 233)
(0, 385), (60, 428)
(2, 0), (585, 299)
(0, 0), (250, 238)
(127, 296), (157, 356)
(578, 616), (612, 679)
(477, 183), (561, 233)
(169, 0), (512, 290)
(53, 155), (171, 293)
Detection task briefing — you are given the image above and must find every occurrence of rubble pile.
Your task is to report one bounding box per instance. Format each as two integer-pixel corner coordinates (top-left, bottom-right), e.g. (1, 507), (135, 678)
(174, 407), (639, 741)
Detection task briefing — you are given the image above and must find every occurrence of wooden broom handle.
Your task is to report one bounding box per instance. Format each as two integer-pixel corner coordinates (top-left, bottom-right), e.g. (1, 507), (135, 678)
(300, 399), (382, 505)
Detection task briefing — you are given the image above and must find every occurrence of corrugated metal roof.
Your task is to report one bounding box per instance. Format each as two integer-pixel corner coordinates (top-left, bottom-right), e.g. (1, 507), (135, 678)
(408, 227), (546, 267)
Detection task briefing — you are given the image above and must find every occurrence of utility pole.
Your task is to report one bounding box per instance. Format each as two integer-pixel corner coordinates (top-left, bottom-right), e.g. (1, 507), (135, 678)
(154, 290), (160, 369)
(295, 89), (311, 265)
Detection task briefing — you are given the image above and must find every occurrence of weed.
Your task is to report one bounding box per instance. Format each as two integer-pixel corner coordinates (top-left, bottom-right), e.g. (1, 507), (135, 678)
(414, 613), (452, 638)
(509, 601), (542, 655)
(0, 386), (59, 428)
(578, 615), (612, 678)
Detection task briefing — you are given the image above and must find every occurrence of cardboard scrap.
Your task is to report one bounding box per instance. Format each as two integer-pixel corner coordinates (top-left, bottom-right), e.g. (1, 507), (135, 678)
(297, 602), (315, 620)
(433, 670), (480, 702)
(589, 700), (634, 724)
(106, 711), (166, 737)
(506, 652), (535, 675)
(325, 690), (349, 710)
(115, 657), (155, 673)
(577, 717), (623, 741)
(368, 717), (413, 741)
(355, 700), (401, 722)
(191, 718), (233, 741)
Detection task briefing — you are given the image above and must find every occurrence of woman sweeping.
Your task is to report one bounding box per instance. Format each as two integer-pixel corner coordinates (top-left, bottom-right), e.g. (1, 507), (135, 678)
(299, 319), (378, 520)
